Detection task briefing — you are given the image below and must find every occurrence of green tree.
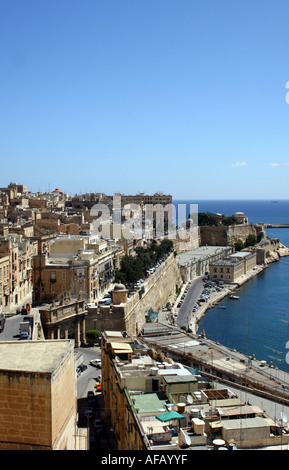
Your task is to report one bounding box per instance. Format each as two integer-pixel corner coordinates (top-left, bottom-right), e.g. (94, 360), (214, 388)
(115, 239), (174, 286)
(257, 231), (264, 243)
(86, 329), (100, 343)
(234, 239), (245, 251)
(245, 234), (257, 247)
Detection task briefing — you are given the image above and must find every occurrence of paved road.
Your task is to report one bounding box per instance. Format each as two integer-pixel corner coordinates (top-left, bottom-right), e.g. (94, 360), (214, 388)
(0, 313), (24, 341)
(75, 347), (102, 398)
(176, 276), (204, 329)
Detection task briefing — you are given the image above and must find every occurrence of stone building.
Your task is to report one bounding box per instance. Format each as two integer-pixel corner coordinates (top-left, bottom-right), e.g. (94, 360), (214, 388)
(0, 234), (38, 311)
(101, 330), (206, 450)
(39, 297), (87, 347)
(209, 251), (257, 283)
(178, 246), (232, 282)
(0, 339), (77, 450)
(32, 236), (123, 304)
(0, 255), (9, 310)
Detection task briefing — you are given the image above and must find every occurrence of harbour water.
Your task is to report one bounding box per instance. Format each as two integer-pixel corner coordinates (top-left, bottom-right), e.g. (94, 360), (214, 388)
(173, 199), (289, 372)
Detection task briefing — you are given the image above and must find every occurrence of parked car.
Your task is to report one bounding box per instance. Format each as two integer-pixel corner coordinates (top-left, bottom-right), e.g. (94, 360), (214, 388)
(20, 331), (30, 340)
(90, 359), (102, 368)
(93, 417), (103, 428)
(95, 381), (102, 392)
(87, 390), (96, 407)
(0, 316), (5, 333)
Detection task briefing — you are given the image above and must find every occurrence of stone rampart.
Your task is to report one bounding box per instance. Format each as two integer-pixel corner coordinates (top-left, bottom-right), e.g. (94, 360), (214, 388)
(89, 253), (182, 336)
(125, 253), (182, 335)
(200, 224), (261, 247)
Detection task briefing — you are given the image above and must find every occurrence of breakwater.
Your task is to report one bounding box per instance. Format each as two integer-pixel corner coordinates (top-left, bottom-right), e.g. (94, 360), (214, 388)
(265, 224), (289, 228)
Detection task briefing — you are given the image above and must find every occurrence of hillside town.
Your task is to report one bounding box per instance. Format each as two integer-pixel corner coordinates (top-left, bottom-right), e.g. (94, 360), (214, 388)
(0, 181), (289, 452)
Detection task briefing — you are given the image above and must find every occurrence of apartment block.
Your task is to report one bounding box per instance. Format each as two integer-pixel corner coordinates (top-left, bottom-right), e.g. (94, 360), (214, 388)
(0, 255), (9, 310)
(101, 330), (208, 450)
(0, 234), (38, 311)
(101, 330), (289, 450)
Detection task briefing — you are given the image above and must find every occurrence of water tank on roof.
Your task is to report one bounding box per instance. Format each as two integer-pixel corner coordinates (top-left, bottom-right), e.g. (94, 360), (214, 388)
(177, 403), (186, 413)
(150, 367), (159, 376)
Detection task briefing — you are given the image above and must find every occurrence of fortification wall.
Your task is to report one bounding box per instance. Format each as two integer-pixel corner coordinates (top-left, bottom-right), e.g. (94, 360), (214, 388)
(125, 253), (182, 335)
(226, 223), (259, 244)
(89, 253), (182, 336)
(200, 224), (260, 246)
(172, 227), (200, 253)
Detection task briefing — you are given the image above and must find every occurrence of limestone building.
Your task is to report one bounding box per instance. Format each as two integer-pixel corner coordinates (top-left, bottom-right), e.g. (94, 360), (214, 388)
(39, 298), (87, 347)
(209, 251), (257, 283)
(178, 246), (232, 282)
(32, 235), (123, 304)
(0, 340), (77, 450)
(101, 330), (201, 450)
(0, 234), (38, 311)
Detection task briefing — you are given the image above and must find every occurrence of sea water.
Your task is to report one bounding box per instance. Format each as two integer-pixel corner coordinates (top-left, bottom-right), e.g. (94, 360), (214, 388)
(173, 199), (289, 372)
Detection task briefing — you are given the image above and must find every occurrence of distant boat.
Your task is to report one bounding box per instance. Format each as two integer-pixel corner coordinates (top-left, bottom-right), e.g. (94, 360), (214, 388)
(271, 200), (278, 203)
(218, 306), (226, 309)
(229, 295), (239, 300)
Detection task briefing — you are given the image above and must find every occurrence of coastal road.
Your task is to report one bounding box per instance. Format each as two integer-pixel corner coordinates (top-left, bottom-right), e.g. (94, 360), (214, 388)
(176, 276), (204, 329)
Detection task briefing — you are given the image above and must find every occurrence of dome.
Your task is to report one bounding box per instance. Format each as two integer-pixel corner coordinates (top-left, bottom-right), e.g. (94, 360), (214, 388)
(114, 283), (126, 291)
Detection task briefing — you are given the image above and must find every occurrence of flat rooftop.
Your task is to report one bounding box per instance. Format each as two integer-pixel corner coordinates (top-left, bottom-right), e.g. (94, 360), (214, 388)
(132, 392), (167, 414)
(0, 340), (74, 373)
(211, 258), (243, 266)
(230, 251), (253, 258)
(178, 246), (230, 265)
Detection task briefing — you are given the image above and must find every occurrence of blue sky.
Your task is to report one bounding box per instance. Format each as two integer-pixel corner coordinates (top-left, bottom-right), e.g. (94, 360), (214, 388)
(1, 0), (289, 199)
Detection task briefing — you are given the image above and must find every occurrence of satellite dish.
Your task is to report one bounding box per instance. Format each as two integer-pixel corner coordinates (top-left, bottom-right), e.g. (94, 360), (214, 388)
(185, 434), (191, 446)
(187, 395), (193, 404)
(281, 412), (288, 424)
